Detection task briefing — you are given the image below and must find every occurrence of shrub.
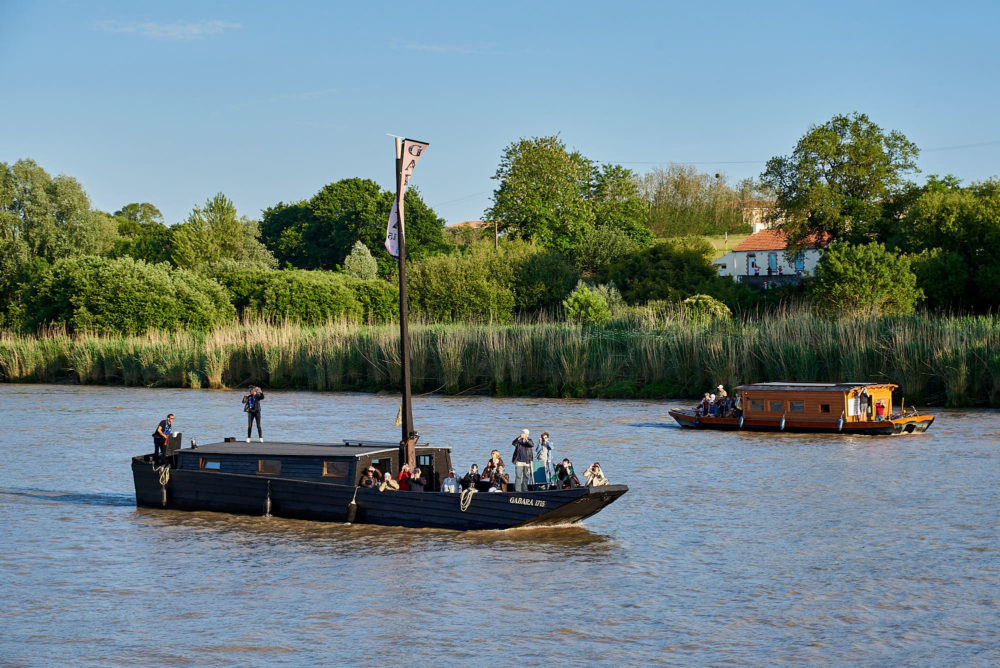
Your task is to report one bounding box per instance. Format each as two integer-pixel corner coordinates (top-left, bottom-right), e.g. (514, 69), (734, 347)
(254, 270), (361, 323)
(682, 294), (732, 321)
(20, 256), (235, 333)
(811, 242), (923, 316)
(564, 281), (612, 325)
(343, 241), (379, 280)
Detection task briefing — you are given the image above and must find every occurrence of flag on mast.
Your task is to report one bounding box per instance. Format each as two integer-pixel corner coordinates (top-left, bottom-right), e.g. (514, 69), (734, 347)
(385, 138), (429, 257)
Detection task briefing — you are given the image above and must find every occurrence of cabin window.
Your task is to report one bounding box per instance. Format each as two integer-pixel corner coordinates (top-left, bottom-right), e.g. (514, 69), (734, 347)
(200, 458), (221, 470)
(323, 461), (349, 477)
(371, 458), (391, 476)
(748, 399), (765, 412)
(769, 400), (784, 413)
(789, 401), (805, 413)
(257, 459), (281, 475)
(417, 455), (432, 467)
(820, 404), (831, 413)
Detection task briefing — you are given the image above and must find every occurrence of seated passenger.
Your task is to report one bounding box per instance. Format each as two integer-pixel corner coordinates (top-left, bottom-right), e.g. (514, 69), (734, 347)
(698, 393), (711, 416)
(441, 469), (459, 493)
(397, 463), (412, 491)
(489, 464), (510, 492)
(554, 459), (580, 489)
(379, 472), (399, 492)
(460, 464), (480, 491)
(358, 465), (379, 488)
(584, 462), (609, 487)
(409, 467), (428, 492)
(482, 449), (504, 483)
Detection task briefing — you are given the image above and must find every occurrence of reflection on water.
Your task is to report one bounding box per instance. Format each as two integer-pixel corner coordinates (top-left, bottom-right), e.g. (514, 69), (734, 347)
(1, 384), (998, 666)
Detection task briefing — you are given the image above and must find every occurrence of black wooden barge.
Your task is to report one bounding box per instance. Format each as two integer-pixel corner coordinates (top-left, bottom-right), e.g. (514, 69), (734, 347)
(133, 438), (627, 531)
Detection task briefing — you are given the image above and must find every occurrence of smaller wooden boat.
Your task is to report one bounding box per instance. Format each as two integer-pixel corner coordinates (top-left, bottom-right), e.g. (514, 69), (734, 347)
(669, 382), (934, 435)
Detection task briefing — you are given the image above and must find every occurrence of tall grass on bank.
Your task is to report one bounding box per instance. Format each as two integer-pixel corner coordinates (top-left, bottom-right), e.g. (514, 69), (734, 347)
(2, 310), (999, 406)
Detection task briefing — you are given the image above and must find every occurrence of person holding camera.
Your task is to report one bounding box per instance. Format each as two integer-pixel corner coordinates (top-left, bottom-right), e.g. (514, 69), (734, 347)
(584, 462), (609, 487)
(511, 429), (535, 492)
(242, 385), (265, 443)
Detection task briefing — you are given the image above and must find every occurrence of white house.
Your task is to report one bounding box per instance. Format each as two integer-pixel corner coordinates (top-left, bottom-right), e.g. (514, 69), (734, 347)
(714, 229), (830, 283)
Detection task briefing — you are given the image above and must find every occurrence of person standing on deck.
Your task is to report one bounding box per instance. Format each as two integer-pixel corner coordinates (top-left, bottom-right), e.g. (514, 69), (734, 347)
(536, 432), (554, 486)
(243, 385), (264, 443)
(151, 414), (174, 465)
(511, 429), (535, 492)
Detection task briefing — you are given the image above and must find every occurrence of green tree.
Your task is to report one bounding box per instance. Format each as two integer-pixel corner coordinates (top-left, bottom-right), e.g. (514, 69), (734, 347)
(761, 112), (919, 247)
(810, 242), (923, 315)
(111, 203), (172, 264)
(637, 164), (751, 237)
(261, 179), (448, 273)
(343, 240), (379, 280)
(601, 240), (743, 305)
(572, 226), (641, 274)
(893, 178), (1000, 310)
(486, 135), (595, 253)
(590, 164), (652, 245)
(171, 193), (277, 269)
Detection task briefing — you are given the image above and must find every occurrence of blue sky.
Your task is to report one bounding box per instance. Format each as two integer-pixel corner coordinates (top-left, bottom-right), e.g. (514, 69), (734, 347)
(2, 0), (998, 226)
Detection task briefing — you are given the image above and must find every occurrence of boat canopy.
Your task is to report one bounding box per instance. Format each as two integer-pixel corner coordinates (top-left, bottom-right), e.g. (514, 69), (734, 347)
(736, 382), (897, 393)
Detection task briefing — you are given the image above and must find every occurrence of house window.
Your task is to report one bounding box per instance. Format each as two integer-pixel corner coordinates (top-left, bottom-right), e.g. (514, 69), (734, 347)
(789, 401), (805, 413)
(200, 458), (221, 470)
(769, 400), (785, 413)
(257, 459), (281, 475)
(323, 461), (349, 477)
(748, 399), (765, 412)
(820, 404), (831, 413)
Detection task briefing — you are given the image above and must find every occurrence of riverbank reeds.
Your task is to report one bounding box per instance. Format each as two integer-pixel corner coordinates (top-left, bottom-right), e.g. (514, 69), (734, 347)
(2, 310), (999, 406)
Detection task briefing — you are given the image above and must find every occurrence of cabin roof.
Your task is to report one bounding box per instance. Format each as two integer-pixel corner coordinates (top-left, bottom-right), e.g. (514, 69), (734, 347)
(736, 382), (896, 393)
(179, 440), (445, 459)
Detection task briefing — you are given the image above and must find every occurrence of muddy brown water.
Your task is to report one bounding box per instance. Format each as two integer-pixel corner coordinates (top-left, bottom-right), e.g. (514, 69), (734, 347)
(1, 385), (997, 666)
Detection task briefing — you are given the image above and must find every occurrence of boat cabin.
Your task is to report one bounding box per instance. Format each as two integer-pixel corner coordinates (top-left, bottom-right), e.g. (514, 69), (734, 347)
(172, 439), (453, 490)
(737, 382), (896, 423)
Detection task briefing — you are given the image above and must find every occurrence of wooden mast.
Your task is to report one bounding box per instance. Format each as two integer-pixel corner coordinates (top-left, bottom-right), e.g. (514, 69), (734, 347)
(394, 137), (416, 470)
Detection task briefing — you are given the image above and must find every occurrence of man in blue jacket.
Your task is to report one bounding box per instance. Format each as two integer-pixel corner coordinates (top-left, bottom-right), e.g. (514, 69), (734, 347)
(511, 429), (535, 492)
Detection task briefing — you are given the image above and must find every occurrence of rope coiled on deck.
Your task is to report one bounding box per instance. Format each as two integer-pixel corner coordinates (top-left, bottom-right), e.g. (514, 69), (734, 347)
(153, 463), (170, 486)
(459, 488), (475, 512)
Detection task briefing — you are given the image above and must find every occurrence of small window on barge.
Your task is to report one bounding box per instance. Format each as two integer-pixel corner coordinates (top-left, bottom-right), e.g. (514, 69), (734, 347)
(769, 400), (785, 413)
(820, 404), (831, 413)
(789, 401), (805, 413)
(200, 458), (221, 470)
(323, 461), (349, 477)
(748, 399), (765, 412)
(258, 459), (281, 475)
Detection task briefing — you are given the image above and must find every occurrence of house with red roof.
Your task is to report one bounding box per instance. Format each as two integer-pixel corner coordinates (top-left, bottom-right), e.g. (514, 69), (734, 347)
(713, 228), (831, 286)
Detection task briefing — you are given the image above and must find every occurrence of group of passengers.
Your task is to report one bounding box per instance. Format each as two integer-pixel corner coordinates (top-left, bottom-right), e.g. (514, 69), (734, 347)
(357, 462), (430, 492)
(357, 427), (610, 494)
(695, 384), (741, 418)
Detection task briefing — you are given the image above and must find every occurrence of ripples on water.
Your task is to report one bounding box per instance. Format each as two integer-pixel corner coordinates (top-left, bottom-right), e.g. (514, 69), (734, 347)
(0, 385), (997, 666)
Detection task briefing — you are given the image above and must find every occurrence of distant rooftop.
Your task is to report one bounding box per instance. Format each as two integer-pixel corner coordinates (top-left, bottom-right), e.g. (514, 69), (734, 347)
(732, 229), (831, 252)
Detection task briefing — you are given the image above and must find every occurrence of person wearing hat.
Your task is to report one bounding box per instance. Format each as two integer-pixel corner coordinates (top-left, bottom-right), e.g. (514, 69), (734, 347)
(511, 428), (535, 492)
(441, 468), (459, 493)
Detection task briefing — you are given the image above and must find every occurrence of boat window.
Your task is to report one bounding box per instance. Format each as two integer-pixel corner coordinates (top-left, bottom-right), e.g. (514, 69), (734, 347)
(769, 400), (784, 413)
(323, 461), (349, 477)
(372, 458), (391, 476)
(258, 459), (281, 475)
(789, 401), (805, 413)
(418, 455), (431, 467)
(820, 404), (831, 413)
(200, 458), (221, 470)
(748, 399), (765, 412)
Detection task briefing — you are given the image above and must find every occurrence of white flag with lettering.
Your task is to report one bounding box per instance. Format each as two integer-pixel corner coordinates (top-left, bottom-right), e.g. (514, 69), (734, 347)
(385, 138), (429, 257)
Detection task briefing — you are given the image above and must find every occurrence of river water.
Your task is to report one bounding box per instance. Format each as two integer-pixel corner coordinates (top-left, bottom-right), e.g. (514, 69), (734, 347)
(0, 385), (997, 666)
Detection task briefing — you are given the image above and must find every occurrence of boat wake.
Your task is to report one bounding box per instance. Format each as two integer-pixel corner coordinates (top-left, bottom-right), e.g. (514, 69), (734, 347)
(0, 488), (134, 507)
